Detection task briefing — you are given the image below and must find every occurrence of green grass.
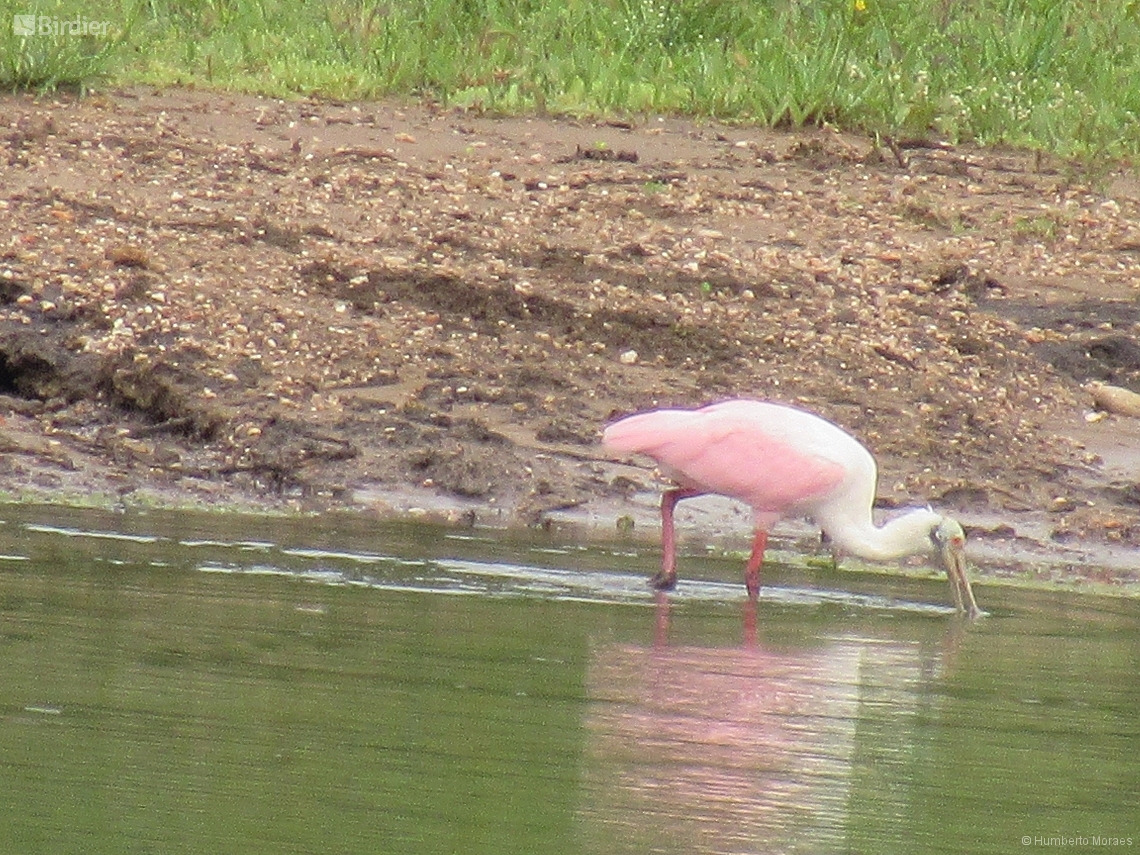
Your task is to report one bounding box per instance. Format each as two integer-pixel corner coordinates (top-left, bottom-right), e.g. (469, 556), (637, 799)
(0, 0), (130, 90)
(2, 0), (1140, 157)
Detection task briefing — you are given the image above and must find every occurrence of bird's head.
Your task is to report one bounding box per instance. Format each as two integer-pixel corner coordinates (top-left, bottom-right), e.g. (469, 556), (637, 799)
(929, 517), (982, 619)
(929, 516), (966, 555)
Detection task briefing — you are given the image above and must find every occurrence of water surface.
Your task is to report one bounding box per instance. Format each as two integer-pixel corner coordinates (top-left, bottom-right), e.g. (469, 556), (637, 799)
(1, 505), (1136, 854)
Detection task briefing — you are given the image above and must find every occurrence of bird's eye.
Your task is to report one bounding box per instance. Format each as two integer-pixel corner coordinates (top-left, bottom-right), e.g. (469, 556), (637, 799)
(931, 525), (965, 550)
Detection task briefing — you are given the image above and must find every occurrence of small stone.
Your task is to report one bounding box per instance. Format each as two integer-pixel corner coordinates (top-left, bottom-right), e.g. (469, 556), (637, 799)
(619, 349), (639, 365)
(1088, 382), (1140, 418)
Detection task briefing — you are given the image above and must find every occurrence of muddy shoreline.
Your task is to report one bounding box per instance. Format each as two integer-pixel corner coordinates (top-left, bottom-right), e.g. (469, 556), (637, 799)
(3, 88), (1140, 591)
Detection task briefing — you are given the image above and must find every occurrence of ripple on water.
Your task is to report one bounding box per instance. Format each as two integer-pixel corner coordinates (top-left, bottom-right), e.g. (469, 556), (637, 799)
(194, 551), (957, 614)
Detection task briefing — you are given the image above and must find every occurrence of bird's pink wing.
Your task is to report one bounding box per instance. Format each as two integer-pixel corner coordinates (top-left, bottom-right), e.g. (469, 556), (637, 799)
(604, 407), (846, 513)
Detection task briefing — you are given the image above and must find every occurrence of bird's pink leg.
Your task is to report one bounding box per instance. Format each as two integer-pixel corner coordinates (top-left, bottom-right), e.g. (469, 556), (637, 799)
(744, 529), (768, 600)
(653, 487), (703, 590)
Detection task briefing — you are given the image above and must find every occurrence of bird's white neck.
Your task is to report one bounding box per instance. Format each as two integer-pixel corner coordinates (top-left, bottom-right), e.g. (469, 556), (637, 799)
(823, 507), (942, 562)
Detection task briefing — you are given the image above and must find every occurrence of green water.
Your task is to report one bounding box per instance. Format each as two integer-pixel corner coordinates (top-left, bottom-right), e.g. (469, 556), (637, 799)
(0, 505), (1137, 854)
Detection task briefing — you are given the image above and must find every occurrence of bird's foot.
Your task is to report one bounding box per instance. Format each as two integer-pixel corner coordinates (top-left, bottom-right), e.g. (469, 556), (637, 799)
(649, 570), (677, 591)
(953, 600), (985, 620)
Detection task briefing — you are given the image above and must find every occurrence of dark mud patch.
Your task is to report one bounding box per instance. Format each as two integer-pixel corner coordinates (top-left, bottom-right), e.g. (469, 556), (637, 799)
(300, 259), (743, 365)
(0, 326), (101, 402)
(999, 298), (1140, 391)
(102, 358), (229, 439)
(221, 419), (359, 494)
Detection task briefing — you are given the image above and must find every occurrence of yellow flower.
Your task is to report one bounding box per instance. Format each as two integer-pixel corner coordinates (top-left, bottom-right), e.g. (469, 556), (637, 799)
(853, 0), (867, 10)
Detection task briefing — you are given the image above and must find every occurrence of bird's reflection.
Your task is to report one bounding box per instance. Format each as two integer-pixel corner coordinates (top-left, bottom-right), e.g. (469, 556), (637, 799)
(580, 596), (955, 855)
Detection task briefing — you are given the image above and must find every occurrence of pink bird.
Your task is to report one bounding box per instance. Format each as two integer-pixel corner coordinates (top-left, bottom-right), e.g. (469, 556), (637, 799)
(603, 399), (981, 617)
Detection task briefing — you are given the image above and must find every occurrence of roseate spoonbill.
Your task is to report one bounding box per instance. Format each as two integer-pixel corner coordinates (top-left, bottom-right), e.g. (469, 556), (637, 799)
(603, 399), (981, 617)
